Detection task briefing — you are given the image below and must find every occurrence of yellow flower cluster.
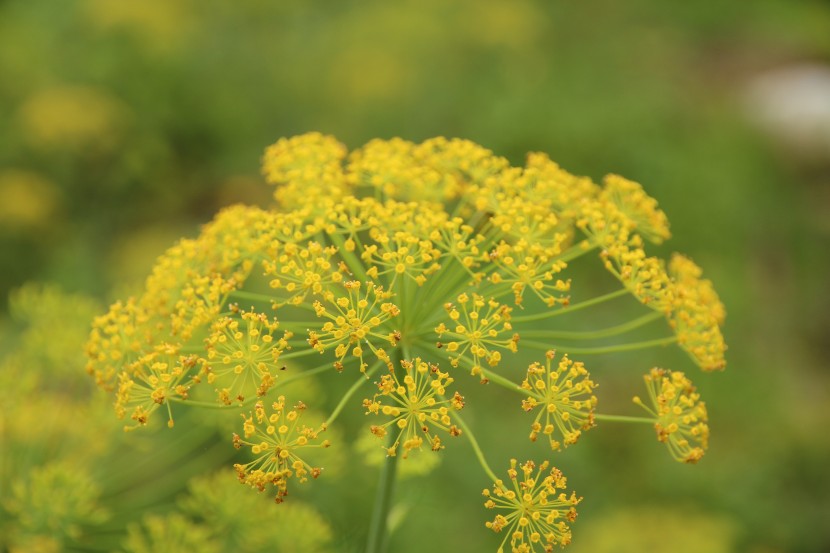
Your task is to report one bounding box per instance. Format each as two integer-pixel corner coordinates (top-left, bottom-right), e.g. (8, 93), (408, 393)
(86, 132), (728, 550)
(483, 459), (581, 552)
(363, 357), (464, 458)
(233, 397), (329, 502)
(114, 345), (200, 429)
(634, 368), (709, 463)
(668, 254), (727, 371)
(309, 281), (400, 373)
(262, 132), (349, 209)
(205, 310), (292, 405)
(435, 293), (519, 378)
(521, 351), (597, 451)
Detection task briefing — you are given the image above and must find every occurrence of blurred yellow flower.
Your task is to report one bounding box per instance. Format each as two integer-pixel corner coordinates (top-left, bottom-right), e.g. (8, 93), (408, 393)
(0, 170), (59, 228)
(17, 85), (127, 152)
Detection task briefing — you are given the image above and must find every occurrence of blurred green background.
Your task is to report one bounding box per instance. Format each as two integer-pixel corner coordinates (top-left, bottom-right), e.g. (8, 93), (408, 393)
(1, 0), (829, 552)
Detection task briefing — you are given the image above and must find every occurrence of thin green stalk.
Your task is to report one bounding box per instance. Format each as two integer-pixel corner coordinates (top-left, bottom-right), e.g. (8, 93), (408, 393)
(277, 361), (333, 386)
(229, 289), (276, 304)
(324, 361), (381, 427)
(521, 335), (677, 355)
(512, 288), (629, 324)
(279, 348), (325, 361)
(478, 367), (522, 394)
(594, 413), (655, 424)
(518, 311), (663, 340)
(410, 257), (472, 324)
(366, 432), (399, 553)
(168, 395), (258, 410)
(454, 412), (498, 482)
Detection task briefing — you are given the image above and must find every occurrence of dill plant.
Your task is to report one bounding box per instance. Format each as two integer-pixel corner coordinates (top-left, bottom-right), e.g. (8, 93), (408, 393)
(86, 133), (726, 552)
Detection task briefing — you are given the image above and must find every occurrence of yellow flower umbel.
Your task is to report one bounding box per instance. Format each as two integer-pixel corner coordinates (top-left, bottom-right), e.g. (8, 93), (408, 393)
(363, 358), (464, 458)
(309, 280), (400, 373)
(86, 133), (728, 550)
(205, 310), (292, 405)
(233, 397), (330, 502)
(114, 345), (199, 429)
(634, 368), (709, 463)
(435, 293), (519, 378)
(483, 459), (581, 552)
(520, 351), (597, 451)
(668, 254), (727, 371)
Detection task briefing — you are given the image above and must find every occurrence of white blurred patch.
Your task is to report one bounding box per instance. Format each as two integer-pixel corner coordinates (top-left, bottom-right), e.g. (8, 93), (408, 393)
(745, 64), (830, 161)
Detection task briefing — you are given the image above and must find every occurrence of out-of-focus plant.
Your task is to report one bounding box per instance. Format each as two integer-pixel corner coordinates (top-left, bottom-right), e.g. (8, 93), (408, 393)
(86, 133), (727, 552)
(568, 506), (738, 553)
(0, 284), (331, 552)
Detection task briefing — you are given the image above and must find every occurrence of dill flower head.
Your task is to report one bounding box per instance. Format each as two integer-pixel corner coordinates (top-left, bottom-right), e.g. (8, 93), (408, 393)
(205, 310), (291, 404)
(634, 368), (709, 463)
(668, 254), (727, 371)
(233, 396), (329, 502)
(436, 293), (519, 378)
(363, 357), (464, 457)
(520, 350), (597, 451)
(86, 132), (729, 550)
(483, 459), (581, 552)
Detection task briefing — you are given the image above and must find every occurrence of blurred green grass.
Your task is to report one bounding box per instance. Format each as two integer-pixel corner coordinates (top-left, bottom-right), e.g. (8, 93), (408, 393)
(1, 0), (829, 552)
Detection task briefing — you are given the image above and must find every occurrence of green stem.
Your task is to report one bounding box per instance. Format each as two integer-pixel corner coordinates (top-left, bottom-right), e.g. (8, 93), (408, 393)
(594, 413), (655, 424)
(478, 367), (522, 393)
(324, 361), (380, 427)
(279, 348), (325, 361)
(521, 335), (677, 355)
(410, 256), (473, 325)
(229, 289), (276, 304)
(454, 412), (498, 482)
(366, 434), (399, 553)
(512, 288), (629, 324)
(365, 348), (406, 553)
(277, 362), (333, 386)
(519, 311), (663, 340)
(167, 396), (257, 410)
